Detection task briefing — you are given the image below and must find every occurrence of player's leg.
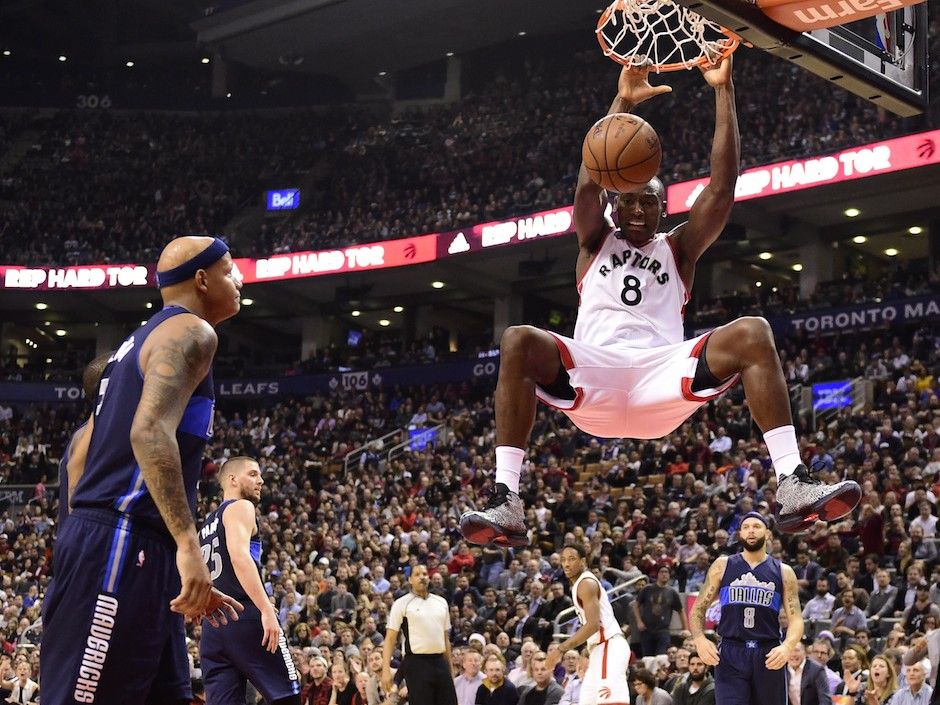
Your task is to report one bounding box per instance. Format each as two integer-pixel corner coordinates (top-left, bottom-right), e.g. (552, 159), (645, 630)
(713, 641), (754, 705)
(578, 645), (603, 705)
(199, 649), (249, 705)
(702, 317), (860, 531)
(600, 637), (633, 704)
(752, 646), (788, 705)
(40, 512), (179, 705)
(460, 325), (563, 547)
(145, 611), (192, 705)
(227, 614), (302, 704)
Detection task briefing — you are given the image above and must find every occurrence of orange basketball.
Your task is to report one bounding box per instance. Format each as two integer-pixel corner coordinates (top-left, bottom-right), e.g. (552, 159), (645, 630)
(581, 113), (662, 192)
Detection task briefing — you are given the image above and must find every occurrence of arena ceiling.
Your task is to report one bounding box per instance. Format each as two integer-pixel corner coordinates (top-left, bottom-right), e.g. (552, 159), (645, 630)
(191, 0), (603, 83)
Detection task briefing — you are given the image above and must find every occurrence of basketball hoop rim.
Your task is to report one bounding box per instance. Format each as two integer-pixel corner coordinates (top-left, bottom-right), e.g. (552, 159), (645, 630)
(596, 0), (741, 72)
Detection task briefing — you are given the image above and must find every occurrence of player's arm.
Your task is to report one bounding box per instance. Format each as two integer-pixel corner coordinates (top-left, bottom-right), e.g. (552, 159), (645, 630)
(130, 315), (235, 622)
(671, 56), (739, 271)
(574, 67), (672, 255)
(222, 499), (281, 652)
(551, 580), (603, 660)
(66, 414), (94, 509)
(765, 564), (804, 670)
(690, 555), (727, 665)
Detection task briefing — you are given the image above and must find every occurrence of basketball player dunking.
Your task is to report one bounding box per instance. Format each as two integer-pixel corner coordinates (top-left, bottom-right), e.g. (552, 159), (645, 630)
(690, 512), (804, 705)
(546, 543), (630, 705)
(41, 236), (244, 705)
(460, 58), (861, 546)
(199, 457), (301, 705)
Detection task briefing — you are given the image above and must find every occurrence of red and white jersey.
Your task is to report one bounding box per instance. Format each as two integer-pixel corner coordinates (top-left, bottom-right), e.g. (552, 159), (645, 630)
(572, 570), (622, 649)
(575, 230), (690, 349)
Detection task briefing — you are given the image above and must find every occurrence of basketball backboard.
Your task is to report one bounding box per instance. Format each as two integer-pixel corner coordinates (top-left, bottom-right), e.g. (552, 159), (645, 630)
(671, 0), (928, 116)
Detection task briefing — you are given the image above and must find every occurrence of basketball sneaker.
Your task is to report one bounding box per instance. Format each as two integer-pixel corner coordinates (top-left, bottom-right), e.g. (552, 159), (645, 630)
(459, 483), (529, 548)
(774, 463), (862, 533)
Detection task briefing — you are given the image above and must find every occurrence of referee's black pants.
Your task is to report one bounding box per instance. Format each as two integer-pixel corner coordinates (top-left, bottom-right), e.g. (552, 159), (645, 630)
(400, 653), (457, 705)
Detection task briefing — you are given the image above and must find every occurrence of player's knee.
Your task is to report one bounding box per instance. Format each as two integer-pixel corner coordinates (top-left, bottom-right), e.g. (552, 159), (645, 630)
(499, 325), (537, 360)
(735, 316), (775, 353)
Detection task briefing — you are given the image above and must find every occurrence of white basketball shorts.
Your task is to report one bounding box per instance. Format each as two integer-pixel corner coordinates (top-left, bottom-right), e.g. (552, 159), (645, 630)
(581, 634), (632, 705)
(535, 329), (739, 439)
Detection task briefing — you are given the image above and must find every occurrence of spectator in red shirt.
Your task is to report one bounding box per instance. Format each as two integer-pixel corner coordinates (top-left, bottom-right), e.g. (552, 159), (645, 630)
(303, 656), (333, 705)
(448, 542), (476, 575)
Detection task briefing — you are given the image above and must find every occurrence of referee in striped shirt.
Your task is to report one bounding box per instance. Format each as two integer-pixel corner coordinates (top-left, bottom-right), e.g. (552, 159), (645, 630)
(382, 564), (457, 705)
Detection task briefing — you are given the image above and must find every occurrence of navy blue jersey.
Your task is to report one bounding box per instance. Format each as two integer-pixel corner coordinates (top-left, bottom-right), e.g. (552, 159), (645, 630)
(71, 305), (214, 533)
(200, 499), (262, 604)
(717, 553), (783, 642)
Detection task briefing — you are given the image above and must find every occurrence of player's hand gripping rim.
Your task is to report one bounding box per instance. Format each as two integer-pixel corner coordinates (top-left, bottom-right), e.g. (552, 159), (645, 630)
(617, 64), (672, 107)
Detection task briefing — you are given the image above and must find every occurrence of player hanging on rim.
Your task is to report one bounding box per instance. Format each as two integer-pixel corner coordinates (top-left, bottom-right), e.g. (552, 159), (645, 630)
(459, 58), (861, 547)
(689, 512), (804, 705)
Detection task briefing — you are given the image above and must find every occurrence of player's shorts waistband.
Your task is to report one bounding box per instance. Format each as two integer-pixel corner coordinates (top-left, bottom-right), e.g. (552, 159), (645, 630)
(719, 637), (781, 648)
(405, 653), (446, 659)
(69, 507), (175, 546)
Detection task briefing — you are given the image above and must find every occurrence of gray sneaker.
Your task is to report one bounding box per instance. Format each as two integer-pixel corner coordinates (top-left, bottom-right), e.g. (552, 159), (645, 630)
(775, 464), (861, 533)
(460, 483), (529, 547)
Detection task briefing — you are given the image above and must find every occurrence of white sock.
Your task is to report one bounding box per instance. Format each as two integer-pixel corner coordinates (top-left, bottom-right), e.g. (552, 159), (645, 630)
(763, 425), (802, 479)
(495, 446), (525, 494)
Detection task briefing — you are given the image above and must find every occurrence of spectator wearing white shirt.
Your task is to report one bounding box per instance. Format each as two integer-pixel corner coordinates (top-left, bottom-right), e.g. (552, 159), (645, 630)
(803, 579), (836, 621)
(709, 428), (732, 455)
(910, 501), (937, 538)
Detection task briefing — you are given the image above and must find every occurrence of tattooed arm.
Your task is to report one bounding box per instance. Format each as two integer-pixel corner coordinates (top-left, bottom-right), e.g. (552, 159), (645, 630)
(130, 314), (217, 540)
(691, 556), (727, 665)
(782, 564), (805, 647)
(130, 314), (234, 622)
(765, 564), (804, 670)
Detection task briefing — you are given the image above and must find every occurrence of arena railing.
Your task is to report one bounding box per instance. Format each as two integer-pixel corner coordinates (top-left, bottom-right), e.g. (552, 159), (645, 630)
(553, 573), (645, 640)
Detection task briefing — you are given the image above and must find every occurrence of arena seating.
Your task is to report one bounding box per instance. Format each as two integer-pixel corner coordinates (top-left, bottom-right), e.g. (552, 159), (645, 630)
(0, 15), (938, 266)
(0, 311), (936, 699)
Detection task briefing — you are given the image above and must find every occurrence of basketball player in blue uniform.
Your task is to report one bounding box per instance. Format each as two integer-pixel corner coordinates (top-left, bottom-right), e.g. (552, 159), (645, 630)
(57, 352), (111, 525)
(199, 456), (301, 705)
(690, 512), (804, 705)
(41, 236), (244, 705)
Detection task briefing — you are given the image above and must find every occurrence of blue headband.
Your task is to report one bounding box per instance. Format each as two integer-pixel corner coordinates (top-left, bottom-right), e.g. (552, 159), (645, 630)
(156, 238), (229, 288)
(741, 511), (769, 528)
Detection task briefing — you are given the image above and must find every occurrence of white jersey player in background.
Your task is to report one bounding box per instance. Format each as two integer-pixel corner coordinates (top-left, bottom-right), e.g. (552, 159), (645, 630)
(460, 59), (860, 544)
(546, 543), (630, 705)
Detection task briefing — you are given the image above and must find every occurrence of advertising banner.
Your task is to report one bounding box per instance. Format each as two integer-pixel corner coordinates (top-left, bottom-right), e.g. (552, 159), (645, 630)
(766, 294), (938, 336)
(667, 129), (940, 215)
(1, 357), (501, 403)
(437, 206), (575, 258)
(812, 380), (853, 411)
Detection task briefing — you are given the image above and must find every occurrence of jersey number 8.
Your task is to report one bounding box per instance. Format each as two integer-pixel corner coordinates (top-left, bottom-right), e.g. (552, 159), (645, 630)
(743, 607), (755, 629)
(620, 275), (643, 306)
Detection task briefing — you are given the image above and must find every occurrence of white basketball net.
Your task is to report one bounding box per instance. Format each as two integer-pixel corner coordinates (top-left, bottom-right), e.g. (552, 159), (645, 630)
(597, 0), (739, 72)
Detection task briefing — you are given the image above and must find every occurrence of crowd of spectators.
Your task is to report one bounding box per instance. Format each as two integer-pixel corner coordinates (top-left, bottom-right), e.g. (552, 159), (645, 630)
(0, 311), (935, 704)
(1, 5), (938, 266)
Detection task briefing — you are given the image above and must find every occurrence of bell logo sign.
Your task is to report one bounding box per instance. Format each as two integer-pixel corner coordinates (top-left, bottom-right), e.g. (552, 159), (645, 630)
(266, 189), (300, 211)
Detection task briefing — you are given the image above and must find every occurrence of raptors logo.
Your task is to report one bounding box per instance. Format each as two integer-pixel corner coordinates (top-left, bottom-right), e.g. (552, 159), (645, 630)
(599, 686), (612, 699)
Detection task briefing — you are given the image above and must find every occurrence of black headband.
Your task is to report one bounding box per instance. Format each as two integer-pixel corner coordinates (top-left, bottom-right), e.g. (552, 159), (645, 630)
(156, 238), (229, 288)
